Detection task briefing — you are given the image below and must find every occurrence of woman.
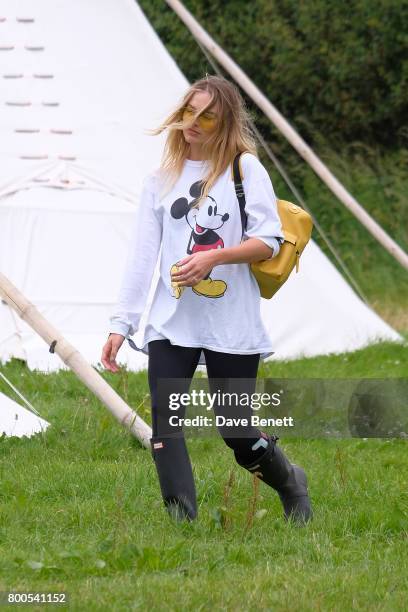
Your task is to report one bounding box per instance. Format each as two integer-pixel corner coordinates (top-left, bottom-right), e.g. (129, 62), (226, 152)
(101, 75), (312, 525)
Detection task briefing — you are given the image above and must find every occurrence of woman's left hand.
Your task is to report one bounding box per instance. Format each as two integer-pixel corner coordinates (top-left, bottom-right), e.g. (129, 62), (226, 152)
(171, 251), (218, 286)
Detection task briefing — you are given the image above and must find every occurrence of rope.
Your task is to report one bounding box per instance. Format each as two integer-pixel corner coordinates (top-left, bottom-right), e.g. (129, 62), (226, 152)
(0, 370), (43, 417)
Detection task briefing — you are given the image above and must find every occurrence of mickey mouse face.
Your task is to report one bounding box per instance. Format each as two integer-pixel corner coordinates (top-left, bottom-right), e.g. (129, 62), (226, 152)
(170, 181), (205, 219)
(170, 180), (229, 233)
(190, 195), (229, 232)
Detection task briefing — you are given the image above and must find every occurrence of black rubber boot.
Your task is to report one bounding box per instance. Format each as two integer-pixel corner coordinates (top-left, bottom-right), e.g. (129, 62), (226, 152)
(235, 435), (313, 525)
(150, 435), (197, 522)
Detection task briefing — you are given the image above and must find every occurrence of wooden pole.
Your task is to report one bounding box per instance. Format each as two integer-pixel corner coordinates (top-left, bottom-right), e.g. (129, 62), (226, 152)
(0, 272), (152, 448)
(165, 0), (408, 271)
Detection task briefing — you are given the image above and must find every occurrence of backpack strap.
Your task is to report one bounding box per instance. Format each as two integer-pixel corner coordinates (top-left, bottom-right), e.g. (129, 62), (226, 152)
(232, 152), (247, 238)
(232, 152), (285, 249)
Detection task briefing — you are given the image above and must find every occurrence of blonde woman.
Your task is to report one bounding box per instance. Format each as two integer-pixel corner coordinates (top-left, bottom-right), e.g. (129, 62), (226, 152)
(101, 75), (312, 524)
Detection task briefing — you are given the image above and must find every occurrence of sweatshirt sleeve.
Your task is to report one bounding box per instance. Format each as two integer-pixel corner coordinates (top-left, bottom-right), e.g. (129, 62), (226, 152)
(109, 174), (162, 337)
(241, 155), (285, 260)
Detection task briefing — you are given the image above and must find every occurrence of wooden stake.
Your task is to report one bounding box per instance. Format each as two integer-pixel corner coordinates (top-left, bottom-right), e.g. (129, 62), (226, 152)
(0, 272), (152, 448)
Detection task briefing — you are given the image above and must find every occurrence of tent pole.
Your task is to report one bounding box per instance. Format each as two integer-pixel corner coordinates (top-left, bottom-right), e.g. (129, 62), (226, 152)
(165, 0), (408, 271)
(0, 272), (152, 448)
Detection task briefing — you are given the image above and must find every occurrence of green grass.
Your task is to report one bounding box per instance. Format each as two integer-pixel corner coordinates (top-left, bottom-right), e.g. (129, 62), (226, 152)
(1, 339), (407, 611)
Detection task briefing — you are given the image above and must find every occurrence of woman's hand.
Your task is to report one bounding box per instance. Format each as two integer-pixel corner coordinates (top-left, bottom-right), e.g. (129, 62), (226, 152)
(101, 333), (125, 373)
(171, 251), (218, 287)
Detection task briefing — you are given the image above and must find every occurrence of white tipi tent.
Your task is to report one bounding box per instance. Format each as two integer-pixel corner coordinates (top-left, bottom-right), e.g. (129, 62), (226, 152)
(0, 370), (50, 437)
(0, 0), (402, 373)
(0, 392), (50, 438)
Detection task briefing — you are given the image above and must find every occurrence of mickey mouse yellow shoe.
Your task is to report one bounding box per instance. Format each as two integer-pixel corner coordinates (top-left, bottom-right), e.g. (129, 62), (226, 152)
(170, 264), (185, 299)
(192, 277), (227, 298)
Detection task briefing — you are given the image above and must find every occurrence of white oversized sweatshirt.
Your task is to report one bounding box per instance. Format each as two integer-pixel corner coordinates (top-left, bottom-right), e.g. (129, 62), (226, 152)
(109, 152), (284, 365)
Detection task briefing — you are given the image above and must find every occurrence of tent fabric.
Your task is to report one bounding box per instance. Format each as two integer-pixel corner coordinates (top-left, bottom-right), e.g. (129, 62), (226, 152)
(0, 0), (403, 373)
(0, 391), (50, 438)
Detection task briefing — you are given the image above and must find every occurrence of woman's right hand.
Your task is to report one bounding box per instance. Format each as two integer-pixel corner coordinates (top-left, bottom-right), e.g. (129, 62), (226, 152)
(101, 333), (125, 373)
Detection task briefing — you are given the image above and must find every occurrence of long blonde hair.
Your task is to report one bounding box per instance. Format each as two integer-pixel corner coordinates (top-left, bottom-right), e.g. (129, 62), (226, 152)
(147, 75), (258, 204)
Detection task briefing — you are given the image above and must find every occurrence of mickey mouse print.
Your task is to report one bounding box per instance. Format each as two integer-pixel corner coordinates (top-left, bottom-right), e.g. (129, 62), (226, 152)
(170, 180), (229, 299)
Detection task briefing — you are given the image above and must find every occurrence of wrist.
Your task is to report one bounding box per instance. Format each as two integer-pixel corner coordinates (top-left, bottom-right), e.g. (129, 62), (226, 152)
(211, 248), (226, 267)
(108, 332), (125, 339)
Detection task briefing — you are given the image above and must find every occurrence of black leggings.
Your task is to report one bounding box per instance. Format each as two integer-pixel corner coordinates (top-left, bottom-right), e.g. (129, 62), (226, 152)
(147, 339), (265, 461)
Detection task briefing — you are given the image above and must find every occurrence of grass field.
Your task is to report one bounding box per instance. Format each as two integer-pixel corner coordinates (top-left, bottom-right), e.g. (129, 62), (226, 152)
(1, 337), (407, 611)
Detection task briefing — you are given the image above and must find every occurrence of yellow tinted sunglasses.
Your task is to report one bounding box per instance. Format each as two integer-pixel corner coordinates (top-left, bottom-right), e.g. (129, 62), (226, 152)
(182, 105), (217, 131)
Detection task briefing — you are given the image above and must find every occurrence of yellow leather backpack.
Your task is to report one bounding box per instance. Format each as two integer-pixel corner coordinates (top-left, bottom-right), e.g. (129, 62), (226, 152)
(232, 152), (313, 299)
